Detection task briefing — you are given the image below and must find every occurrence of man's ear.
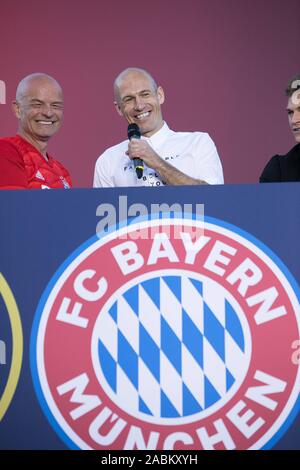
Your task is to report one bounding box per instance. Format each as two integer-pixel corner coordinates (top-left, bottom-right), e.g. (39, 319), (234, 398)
(157, 86), (165, 105)
(12, 101), (21, 118)
(114, 101), (123, 117)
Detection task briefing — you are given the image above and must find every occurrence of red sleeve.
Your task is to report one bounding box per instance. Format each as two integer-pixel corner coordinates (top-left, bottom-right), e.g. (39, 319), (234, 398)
(0, 141), (28, 189)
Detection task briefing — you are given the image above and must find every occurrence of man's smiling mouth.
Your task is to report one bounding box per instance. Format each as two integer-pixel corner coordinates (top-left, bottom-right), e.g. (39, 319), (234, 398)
(136, 112), (150, 120)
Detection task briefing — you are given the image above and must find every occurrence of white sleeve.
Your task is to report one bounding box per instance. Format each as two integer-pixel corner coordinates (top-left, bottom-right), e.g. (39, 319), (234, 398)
(93, 152), (114, 188)
(193, 133), (224, 184)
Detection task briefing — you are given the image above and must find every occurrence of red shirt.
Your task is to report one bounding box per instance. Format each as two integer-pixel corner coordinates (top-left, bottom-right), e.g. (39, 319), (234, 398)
(0, 135), (72, 189)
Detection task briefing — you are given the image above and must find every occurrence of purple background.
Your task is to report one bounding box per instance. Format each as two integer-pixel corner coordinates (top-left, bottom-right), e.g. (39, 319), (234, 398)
(0, 0), (299, 186)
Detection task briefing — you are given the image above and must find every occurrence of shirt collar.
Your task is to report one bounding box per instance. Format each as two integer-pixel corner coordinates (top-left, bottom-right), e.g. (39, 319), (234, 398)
(143, 122), (172, 146)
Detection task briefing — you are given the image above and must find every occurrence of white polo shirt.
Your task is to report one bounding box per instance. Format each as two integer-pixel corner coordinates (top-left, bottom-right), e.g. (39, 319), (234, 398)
(93, 122), (224, 187)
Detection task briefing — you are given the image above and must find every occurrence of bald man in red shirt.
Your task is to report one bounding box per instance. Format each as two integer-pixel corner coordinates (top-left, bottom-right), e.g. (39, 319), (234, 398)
(0, 73), (72, 189)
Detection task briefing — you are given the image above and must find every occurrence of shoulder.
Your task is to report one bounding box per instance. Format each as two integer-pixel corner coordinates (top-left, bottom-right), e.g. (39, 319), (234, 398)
(0, 137), (28, 188)
(0, 136), (20, 151)
(166, 130), (217, 150)
(0, 136), (24, 163)
(169, 130), (212, 141)
(284, 143), (300, 160)
(270, 143), (300, 162)
(260, 144), (300, 182)
(259, 155), (281, 182)
(95, 139), (128, 167)
(102, 139), (128, 154)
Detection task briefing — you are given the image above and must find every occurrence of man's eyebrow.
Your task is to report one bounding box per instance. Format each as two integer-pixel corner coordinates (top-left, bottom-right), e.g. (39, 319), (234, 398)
(122, 89), (152, 99)
(122, 94), (134, 100)
(139, 89), (153, 95)
(29, 98), (63, 104)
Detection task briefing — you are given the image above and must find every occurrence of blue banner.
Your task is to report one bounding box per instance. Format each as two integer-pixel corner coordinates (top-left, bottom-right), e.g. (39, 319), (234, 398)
(0, 184), (299, 450)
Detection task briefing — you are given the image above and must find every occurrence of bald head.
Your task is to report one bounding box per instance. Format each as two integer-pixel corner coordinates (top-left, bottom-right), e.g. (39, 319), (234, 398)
(113, 67), (165, 137)
(16, 73), (63, 102)
(114, 68), (158, 104)
(12, 73), (64, 150)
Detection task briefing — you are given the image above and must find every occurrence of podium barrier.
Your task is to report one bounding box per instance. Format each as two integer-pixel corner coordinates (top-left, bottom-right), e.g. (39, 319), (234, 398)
(0, 183), (299, 450)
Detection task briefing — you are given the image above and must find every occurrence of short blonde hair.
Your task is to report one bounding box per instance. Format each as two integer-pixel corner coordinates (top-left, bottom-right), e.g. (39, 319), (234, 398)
(285, 74), (300, 97)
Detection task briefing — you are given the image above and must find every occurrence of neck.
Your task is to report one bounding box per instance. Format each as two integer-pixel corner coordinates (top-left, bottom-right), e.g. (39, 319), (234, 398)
(142, 120), (165, 138)
(18, 131), (49, 159)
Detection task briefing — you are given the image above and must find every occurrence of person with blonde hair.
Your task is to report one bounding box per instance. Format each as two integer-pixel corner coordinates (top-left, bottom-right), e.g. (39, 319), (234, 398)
(260, 74), (300, 182)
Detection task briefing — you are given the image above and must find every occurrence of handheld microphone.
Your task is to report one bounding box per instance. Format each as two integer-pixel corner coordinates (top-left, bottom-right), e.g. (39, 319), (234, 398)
(127, 123), (144, 179)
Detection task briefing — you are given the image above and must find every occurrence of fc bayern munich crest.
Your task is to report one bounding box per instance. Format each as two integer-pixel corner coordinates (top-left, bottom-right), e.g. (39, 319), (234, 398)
(31, 216), (300, 450)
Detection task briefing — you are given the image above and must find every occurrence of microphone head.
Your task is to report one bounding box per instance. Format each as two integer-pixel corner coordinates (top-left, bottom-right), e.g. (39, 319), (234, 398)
(127, 123), (141, 140)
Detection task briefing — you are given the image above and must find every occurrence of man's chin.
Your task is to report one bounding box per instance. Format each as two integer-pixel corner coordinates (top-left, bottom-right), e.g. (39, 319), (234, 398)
(35, 133), (54, 142)
(294, 136), (300, 144)
(138, 123), (152, 136)
(36, 129), (59, 140)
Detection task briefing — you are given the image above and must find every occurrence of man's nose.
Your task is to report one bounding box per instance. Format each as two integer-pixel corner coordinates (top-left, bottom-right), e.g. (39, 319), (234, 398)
(292, 110), (300, 124)
(134, 97), (144, 110)
(41, 104), (54, 117)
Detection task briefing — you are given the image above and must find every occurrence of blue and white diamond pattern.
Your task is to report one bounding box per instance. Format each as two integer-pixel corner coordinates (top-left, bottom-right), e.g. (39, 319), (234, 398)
(94, 271), (249, 420)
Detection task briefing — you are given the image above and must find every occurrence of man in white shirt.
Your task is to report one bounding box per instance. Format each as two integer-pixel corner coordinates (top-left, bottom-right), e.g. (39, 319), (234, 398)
(93, 68), (224, 187)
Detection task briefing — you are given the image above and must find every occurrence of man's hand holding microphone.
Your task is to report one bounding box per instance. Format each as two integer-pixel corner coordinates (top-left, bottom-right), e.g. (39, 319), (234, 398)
(127, 123), (162, 179)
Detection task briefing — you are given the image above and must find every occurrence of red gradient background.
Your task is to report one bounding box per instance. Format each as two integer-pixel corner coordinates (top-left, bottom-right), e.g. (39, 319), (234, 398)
(0, 0), (299, 186)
